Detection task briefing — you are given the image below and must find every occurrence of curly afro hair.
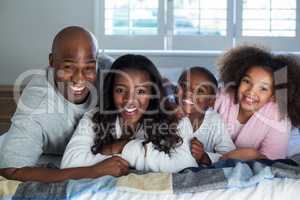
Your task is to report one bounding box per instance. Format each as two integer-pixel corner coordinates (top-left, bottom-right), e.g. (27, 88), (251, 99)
(272, 54), (300, 128)
(217, 45), (274, 90)
(217, 45), (300, 128)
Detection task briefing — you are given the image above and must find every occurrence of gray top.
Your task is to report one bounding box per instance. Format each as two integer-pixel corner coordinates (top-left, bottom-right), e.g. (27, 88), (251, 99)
(0, 54), (113, 168)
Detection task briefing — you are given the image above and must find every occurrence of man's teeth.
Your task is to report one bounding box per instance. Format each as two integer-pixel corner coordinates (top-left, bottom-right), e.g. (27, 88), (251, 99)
(125, 107), (137, 112)
(70, 86), (85, 92)
(183, 99), (194, 105)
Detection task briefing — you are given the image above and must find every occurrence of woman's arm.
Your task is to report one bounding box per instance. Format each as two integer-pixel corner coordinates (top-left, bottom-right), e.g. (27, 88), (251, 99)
(61, 115), (110, 169)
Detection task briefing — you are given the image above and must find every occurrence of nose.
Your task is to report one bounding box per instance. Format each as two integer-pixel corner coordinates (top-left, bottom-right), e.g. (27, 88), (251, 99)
(72, 69), (85, 84)
(183, 90), (193, 100)
(245, 84), (257, 95)
(123, 89), (136, 105)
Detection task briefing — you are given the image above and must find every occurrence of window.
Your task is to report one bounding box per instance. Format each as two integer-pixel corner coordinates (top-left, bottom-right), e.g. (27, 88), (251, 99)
(104, 0), (159, 35)
(242, 0), (296, 37)
(95, 0), (299, 51)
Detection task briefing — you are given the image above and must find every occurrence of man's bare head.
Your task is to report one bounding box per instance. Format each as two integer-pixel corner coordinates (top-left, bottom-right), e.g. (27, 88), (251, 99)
(49, 26), (98, 104)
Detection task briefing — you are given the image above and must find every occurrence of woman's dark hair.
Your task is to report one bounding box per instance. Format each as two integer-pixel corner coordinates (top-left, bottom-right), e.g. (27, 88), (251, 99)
(91, 54), (182, 155)
(218, 45), (300, 127)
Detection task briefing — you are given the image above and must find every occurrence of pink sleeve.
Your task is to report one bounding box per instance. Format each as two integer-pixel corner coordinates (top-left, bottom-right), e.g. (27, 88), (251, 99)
(214, 88), (233, 117)
(259, 127), (290, 160)
(214, 88), (226, 112)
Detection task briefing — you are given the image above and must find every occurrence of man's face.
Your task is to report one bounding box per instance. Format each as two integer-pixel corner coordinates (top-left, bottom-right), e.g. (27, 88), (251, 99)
(50, 40), (97, 104)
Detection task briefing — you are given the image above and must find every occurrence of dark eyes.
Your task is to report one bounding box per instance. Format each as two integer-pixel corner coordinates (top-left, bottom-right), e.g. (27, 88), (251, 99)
(260, 87), (269, 92)
(115, 87), (125, 94)
(114, 88), (147, 95)
(196, 88), (205, 95)
(241, 78), (250, 84)
(136, 88), (146, 95)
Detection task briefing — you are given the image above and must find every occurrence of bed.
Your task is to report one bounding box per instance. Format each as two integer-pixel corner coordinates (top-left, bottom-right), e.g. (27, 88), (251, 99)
(1, 158), (300, 200)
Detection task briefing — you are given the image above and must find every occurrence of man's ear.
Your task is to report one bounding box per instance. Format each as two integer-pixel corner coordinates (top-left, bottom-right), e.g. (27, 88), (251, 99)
(49, 53), (53, 67)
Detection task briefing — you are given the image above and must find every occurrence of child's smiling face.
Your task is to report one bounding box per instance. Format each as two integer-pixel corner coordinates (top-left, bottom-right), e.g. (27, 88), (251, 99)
(238, 66), (274, 114)
(178, 71), (216, 121)
(113, 69), (152, 128)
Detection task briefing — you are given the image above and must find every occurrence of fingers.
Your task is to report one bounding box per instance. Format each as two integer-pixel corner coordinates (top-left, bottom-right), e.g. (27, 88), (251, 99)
(111, 156), (129, 176)
(115, 156), (129, 168)
(191, 138), (203, 146)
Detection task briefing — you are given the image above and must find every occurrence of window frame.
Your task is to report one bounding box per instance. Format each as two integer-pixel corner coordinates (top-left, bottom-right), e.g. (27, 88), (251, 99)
(235, 0), (300, 51)
(94, 0), (300, 52)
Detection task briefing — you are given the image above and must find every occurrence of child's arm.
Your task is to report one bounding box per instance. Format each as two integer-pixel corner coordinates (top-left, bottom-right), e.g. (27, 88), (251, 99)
(220, 148), (266, 160)
(191, 138), (211, 166)
(98, 139), (130, 155)
(209, 117), (236, 162)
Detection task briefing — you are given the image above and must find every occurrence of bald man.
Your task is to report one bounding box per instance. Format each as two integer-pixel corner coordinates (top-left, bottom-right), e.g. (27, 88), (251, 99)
(0, 26), (129, 182)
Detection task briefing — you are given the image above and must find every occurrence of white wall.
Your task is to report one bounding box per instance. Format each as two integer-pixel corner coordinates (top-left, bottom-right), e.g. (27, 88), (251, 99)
(0, 0), (94, 85)
(0, 0), (219, 85)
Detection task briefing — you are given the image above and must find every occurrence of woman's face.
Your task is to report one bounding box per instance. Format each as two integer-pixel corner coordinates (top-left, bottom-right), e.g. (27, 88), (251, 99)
(113, 69), (152, 128)
(238, 66), (274, 114)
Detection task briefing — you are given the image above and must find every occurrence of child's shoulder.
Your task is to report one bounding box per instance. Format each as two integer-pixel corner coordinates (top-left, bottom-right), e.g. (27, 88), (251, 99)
(205, 109), (223, 122)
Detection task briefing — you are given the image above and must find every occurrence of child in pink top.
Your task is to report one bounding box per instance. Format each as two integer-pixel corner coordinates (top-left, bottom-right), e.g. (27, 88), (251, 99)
(214, 45), (300, 160)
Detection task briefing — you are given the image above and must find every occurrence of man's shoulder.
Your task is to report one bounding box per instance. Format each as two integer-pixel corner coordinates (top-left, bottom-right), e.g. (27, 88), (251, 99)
(14, 68), (55, 115)
(97, 53), (114, 70)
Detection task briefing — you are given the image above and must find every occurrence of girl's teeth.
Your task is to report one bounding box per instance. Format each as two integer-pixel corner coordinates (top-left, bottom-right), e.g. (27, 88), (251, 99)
(245, 96), (256, 103)
(183, 99), (194, 105)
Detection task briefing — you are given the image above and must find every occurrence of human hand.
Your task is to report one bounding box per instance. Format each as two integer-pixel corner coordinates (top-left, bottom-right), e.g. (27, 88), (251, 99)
(191, 138), (205, 161)
(92, 156), (129, 177)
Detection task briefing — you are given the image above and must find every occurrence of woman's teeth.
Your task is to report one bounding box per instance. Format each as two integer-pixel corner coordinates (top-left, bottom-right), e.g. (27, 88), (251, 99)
(124, 107), (137, 113)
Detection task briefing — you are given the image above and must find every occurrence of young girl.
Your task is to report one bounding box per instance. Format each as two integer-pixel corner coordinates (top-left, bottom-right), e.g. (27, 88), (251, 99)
(177, 67), (236, 165)
(61, 54), (198, 173)
(214, 45), (300, 160)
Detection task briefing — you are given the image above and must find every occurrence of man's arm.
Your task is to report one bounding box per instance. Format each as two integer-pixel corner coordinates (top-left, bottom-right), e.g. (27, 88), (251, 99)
(0, 156), (129, 183)
(0, 117), (45, 168)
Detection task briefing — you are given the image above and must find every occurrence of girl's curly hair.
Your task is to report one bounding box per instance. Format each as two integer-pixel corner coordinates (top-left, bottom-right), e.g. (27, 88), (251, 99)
(217, 45), (300, 128)
(272, 54), (300, 128)
(91, 54), (182, 155)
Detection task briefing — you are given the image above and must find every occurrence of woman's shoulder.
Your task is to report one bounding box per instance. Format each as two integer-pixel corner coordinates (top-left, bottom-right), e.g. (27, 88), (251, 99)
(77, 107), (99, 128)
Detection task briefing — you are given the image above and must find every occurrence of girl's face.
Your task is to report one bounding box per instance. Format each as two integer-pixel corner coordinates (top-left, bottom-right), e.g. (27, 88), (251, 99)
(178, 71), (215, 121)
(113, 69), (152, 128)
(238, 66), (274, 114)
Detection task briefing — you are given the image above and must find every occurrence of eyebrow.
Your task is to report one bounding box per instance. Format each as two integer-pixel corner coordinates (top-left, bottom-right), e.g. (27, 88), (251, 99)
(62, 58), (96, 63)
(114, 83), (150, 88)
(244, 75), (271, 87)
